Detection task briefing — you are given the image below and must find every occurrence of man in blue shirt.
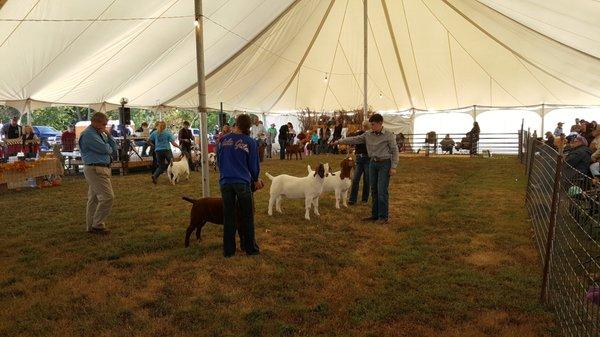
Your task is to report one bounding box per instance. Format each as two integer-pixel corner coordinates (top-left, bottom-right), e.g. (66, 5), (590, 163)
(218, 114), (264, 257)
(79, 112), (118, 234)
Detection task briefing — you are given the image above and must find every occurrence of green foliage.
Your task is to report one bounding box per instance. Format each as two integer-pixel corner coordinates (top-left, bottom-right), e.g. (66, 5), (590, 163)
(0, 105), (21, 123)
(29, 106), (92, 130)
(1, 105), (230, 134)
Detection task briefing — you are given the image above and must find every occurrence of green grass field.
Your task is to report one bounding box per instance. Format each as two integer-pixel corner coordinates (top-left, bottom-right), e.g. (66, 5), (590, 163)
(0, 155), (557, 336)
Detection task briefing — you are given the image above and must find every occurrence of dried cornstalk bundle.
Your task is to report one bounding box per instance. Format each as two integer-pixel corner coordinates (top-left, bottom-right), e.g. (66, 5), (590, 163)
(334, 109), (349, 125)
(296, 107), (319, 131)
(318, 112), (331, 126)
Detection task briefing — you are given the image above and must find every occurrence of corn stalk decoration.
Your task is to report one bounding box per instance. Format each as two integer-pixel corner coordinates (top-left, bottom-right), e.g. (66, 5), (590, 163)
(297, 106), (375, 131)
(296, 108), (320, 131)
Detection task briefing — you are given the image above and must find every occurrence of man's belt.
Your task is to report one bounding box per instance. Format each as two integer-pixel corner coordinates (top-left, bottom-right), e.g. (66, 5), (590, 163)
(371, 157), (390, 162)
(86, 163), (110, 168)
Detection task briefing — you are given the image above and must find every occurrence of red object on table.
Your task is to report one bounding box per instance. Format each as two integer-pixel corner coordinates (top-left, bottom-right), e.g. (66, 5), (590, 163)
(6, 144), (22, 156)
(208, 144), (215, 153)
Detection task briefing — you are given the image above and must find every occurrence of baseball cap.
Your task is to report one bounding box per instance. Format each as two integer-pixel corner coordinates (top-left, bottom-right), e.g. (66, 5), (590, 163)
(572, 134), (588, 146)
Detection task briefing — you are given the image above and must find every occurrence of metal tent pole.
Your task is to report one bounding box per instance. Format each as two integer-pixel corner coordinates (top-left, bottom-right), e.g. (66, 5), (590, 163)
(363, 0), (368, 116)
(541, 103), (545, 134)
(26, 99), (32, 126)
(194, 0), (210, 197)
(219, 102), (224, 127)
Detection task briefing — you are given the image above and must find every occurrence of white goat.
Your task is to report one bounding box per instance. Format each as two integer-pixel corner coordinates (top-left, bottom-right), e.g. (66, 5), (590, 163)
(208, 152), (217, 171)
(167, 153), (190, 185)
(265, 163), (329, 220)
(307, 157), (354, 209)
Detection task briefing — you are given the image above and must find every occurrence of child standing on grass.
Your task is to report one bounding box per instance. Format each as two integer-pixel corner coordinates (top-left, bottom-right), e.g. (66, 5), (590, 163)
(218, 114), (264, 257)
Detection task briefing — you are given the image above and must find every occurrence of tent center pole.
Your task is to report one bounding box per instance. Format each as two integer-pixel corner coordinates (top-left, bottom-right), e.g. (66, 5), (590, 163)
(195, 0), (210, 197)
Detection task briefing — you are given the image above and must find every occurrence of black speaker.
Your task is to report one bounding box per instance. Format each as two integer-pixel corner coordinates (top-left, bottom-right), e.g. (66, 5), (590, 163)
(119, 107), (131, 125)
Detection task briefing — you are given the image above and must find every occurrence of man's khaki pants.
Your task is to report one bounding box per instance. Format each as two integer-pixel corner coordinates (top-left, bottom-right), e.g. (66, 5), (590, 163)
(83, 165), (114, 231)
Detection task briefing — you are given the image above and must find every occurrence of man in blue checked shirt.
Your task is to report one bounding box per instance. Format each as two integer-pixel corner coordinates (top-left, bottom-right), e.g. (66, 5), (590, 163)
(78, 112), (118, 235)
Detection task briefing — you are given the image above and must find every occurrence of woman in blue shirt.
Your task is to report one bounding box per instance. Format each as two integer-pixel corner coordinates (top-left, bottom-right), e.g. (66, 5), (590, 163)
(218, 114), (264, 257)
(148, 121), (180, 184)
(310, 131), (319, 155)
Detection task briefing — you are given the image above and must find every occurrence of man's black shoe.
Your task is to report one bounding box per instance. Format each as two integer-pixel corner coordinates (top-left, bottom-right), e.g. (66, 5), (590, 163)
(88, 227), (110, 235)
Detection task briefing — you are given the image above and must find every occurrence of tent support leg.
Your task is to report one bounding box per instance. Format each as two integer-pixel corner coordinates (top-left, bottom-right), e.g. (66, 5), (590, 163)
(195, 0), (210, 197)
(363, 0), (368, 116)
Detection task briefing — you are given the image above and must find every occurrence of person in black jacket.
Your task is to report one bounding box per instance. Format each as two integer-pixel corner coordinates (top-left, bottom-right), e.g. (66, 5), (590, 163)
(178, 121), (194, 168)
(332, 120), (343, 154)
(348, 121), (371, 205)
(566, 134), (592, 177)
(467, 122), (480, 156)
(278, 124), (289, 160)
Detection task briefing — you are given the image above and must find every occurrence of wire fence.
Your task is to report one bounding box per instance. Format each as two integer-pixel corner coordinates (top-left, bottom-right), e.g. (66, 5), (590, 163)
(522, 130), (600, 337)
(401, 132), (519, 155)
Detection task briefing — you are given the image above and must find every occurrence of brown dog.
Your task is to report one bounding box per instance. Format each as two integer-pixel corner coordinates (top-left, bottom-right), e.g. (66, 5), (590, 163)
(285, 144), (303, 160)
(182, 196), (246, 248)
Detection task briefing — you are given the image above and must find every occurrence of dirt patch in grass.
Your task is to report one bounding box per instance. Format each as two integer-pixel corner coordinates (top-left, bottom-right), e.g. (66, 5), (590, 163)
(464, 251), (510, 267)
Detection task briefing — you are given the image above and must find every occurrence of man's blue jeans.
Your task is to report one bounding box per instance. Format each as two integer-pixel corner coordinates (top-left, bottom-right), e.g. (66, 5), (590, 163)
(279, 140), (286, 160)
(369, 159), (391, 220)
(221, 183), (259, 256)
(349, 155), (370, 203)
(152, 150), (173, 179)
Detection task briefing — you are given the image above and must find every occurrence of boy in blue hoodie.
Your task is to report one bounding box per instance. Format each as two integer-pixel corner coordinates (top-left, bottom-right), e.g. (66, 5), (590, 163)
(218, 114), (264, 257)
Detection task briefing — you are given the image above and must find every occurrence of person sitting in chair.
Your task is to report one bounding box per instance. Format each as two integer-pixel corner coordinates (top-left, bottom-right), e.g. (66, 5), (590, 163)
(440, 134), (455, 154)
(396, 133), (406, 152)
(425, 131), (437, 154)
(544, 132), (556, 150)
(566, 134), (592, 177)
(135, 122), (150, 156)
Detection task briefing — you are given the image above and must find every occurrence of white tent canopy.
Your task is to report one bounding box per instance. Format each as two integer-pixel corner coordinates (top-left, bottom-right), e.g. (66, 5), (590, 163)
(1, 0), (600, 113)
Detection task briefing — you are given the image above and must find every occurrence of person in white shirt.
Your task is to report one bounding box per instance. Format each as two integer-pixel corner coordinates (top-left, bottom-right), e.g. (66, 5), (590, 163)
(287, 123), (296, 145)
(250, 120), (266, 140)
(251, 120), (268, 161)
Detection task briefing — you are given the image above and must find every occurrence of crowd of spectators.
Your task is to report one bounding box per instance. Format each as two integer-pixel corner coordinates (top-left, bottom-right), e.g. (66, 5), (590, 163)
(544, 118), (600, 181)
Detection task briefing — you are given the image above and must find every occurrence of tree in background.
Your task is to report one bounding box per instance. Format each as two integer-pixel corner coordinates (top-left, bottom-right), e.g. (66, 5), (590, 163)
(1, 105), (90, 130)
(0, 105), (20, 123)
(0, 105), (226, 134)
(29, 106), (93, 131)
